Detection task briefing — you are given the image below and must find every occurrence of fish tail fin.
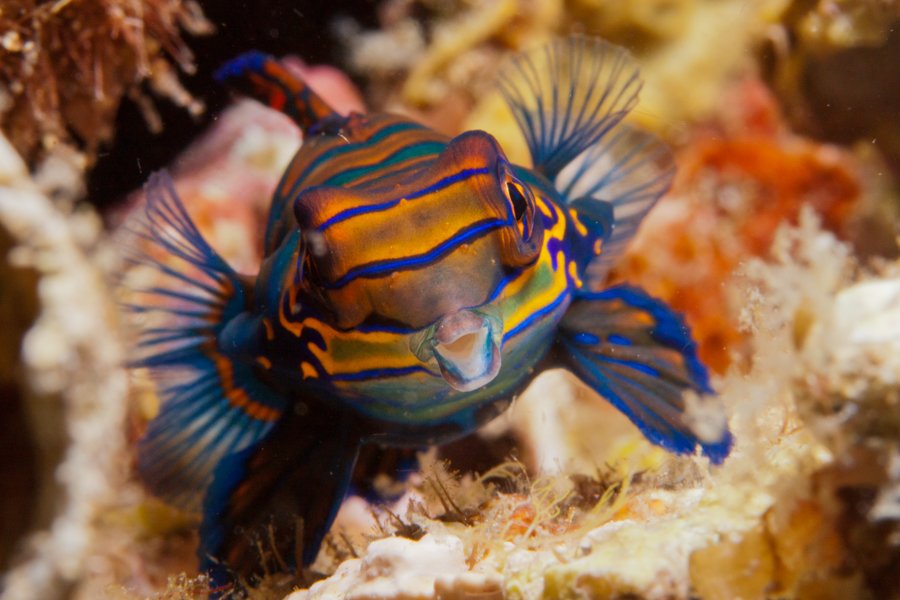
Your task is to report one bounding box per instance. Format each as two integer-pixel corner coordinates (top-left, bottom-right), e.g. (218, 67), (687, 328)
(121, 171), (286, 512)
(555, 285), (732, 464)
(215, 51), (342, 134)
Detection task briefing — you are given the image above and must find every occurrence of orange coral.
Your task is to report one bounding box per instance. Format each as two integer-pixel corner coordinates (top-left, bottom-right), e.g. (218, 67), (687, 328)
(679, 136), (860, 256)
(614, 78), (863, 373)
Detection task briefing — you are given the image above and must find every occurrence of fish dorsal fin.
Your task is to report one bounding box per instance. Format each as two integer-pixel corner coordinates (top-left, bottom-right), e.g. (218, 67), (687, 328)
(121, 172), (287, 511)
(559, 123), (676, 287)
(215, 51), (343, 135)
(498, 36), (642, 178)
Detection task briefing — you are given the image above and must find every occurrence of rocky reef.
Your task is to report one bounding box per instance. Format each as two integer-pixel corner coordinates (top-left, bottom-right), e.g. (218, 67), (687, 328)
(1, 1), (898, 598)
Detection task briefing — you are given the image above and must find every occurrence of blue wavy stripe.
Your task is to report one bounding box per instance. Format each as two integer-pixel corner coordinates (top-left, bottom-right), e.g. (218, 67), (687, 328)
(329, 365), (436, 381)
(325, 217), (505, 288)
(323, 141), (446, 187)
(279, 121), (428, 201)
(317, 166), (491, 231)
(503, 287), (570, 341)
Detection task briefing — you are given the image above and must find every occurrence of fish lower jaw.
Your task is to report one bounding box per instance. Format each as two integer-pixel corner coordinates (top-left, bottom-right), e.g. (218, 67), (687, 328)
(433, 327), (502, 392)
(435, 353), (501, 392)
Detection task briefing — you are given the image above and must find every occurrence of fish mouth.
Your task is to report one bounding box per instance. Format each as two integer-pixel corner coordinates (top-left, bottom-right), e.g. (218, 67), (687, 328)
(431, 310), (502, 392)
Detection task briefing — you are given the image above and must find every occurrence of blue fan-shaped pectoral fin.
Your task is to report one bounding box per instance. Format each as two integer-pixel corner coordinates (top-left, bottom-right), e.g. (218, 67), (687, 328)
(200, 403), (364, 593)
(558, 123), (676, 289)
(135, 360), (288, 512)
(553, 285), (733, 464)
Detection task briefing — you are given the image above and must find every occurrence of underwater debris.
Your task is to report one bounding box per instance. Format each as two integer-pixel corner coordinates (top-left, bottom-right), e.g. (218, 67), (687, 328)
(725, 209), (900, 598)
(337, 0), (562, 126)
(0, 0), (211, 166)
(286, 533), (504, 600)
(343, 0), (799, 136)
(754, 223), (898, 597)
(341, 0), (899, 205)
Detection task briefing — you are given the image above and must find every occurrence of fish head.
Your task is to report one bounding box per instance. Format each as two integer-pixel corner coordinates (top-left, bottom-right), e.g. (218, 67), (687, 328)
(293, 130), (547, 391)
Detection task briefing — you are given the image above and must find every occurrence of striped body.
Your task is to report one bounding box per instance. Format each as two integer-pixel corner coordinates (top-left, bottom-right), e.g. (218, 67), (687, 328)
(130, 39), (732, 589)
(251, 112), (581, 430)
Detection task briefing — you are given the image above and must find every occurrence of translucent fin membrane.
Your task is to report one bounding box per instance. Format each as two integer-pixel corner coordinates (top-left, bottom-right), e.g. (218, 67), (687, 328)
(121, 172), (285, 511)
(557, 124), (676, 286)
(557, 286), (732, 464)
(498, 36), (642, 178)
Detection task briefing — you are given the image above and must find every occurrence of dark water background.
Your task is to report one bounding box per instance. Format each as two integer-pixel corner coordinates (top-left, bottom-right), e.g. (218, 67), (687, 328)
(87, 0), (379, 210)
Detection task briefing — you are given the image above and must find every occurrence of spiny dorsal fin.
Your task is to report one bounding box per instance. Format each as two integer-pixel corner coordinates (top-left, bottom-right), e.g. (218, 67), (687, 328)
(498, 36), (642, 178)
(215, 51), (343, 135)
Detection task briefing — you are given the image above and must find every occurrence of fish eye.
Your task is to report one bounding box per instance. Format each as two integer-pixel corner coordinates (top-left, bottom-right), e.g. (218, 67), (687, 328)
(494, 160), (542, 266)
(503, 178), (534, 241)
(507, 182), (528, 221)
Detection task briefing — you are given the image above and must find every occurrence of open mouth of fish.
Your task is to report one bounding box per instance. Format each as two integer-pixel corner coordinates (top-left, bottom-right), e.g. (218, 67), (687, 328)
(430, 309), (502, 392)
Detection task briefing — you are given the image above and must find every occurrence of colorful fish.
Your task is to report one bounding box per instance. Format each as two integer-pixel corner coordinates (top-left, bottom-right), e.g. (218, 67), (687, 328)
(126, 37), (732, 590)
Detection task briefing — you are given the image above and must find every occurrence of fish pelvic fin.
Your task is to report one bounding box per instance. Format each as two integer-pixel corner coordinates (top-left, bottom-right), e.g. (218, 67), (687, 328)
(215, 51), (343, 134)
(201, 405), (363, 592)
(122, 171), (287, 512)
(498, 36), (642, 179)
(555, 285), (732, 464)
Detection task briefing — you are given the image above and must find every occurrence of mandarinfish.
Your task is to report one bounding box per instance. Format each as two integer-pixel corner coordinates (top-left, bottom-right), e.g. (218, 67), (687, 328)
(125, 36), (732, 590)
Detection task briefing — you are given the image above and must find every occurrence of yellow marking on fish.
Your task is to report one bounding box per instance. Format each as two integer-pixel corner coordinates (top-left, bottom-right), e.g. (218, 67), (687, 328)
(499, 247), (569, 337)
(567, 260), (583, 288)
(298, 316), (425, 375)
(569, 208), (588, 236)
(537, 197), (554, 219)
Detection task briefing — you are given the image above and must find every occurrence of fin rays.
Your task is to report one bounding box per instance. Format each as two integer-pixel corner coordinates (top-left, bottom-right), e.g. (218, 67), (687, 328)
(499, 36), (642, 177)
(559, 124), (676, 286)
(556, 285), (732, 464)
(499, 36), (675, 287)
(122, 172), (286, 512)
